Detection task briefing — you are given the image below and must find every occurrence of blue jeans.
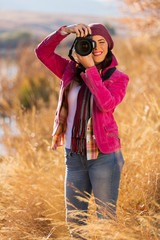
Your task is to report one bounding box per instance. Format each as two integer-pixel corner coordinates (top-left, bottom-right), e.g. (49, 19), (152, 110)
(65, 149), (124, 237)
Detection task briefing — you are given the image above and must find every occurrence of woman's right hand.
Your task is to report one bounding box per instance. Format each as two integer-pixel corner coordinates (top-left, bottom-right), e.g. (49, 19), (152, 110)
(61, 24), (91, 37)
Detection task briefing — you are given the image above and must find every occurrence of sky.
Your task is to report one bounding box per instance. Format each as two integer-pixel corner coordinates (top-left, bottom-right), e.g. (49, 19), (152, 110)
(0, 0), (122, 17)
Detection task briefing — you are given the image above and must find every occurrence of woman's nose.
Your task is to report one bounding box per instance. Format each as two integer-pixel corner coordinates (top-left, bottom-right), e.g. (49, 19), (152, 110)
(94, 43), (98, 50)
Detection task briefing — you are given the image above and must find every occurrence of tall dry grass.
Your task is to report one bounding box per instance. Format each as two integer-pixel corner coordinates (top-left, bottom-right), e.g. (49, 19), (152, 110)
(0, 34), (159, 239)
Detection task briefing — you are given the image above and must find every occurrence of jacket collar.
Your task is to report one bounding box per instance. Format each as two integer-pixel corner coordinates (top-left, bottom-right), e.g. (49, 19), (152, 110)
(102, 54), (118, 76)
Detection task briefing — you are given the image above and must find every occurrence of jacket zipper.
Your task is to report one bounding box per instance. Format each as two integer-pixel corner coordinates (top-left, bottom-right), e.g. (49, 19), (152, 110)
(84, 73), (95, 90)
(107, 133), (120, 139)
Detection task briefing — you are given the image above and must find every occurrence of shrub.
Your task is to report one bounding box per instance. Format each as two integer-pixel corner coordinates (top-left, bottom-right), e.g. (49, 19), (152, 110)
(0, 31), (33, 49)
(18, 76), (51, 109)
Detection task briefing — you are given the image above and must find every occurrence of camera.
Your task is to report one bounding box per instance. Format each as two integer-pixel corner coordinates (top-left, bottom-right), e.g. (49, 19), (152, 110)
(74, 34), (96, 56)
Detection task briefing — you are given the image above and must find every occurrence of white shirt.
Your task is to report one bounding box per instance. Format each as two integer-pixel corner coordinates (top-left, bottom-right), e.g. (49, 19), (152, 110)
(65, 82), (81, 149)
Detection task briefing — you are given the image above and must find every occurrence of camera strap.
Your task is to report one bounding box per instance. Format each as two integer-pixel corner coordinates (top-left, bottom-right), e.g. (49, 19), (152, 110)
(102, 67), (116, 82)
(68, 39), (78, 63)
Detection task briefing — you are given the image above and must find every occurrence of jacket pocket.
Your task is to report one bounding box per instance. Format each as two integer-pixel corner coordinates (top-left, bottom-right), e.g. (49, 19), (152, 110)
(107, 133), (120, 139)
(104, 126), (120, 139)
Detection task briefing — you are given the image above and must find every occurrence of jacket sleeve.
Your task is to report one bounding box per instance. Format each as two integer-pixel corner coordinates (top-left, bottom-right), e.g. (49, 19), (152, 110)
(35, 27), (70, 79)
(80, 66), (129, 112)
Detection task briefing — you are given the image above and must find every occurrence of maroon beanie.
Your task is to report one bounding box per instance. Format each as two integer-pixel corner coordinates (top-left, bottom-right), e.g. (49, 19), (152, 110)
(89, 23), (114, 50)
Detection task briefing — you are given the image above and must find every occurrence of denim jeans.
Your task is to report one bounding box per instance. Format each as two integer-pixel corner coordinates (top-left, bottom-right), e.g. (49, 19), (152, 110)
(65, 148), (124, 238)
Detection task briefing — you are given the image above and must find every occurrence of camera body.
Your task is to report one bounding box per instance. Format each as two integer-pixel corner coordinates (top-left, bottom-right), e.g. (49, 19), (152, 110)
(74, 34), (96, 56)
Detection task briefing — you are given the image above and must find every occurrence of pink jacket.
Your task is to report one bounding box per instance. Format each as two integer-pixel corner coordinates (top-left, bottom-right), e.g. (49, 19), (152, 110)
(35, 27), (129, 154)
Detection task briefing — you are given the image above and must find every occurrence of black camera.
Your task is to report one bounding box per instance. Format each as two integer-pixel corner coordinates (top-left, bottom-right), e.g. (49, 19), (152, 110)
(74, 34), (96, 56)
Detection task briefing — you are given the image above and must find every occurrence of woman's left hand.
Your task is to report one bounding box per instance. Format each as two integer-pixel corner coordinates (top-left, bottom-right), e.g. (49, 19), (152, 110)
(75, 52), (95, 69)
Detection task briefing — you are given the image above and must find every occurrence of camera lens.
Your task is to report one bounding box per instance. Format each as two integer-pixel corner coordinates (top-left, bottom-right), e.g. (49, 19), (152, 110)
(75, 39), (92, 56)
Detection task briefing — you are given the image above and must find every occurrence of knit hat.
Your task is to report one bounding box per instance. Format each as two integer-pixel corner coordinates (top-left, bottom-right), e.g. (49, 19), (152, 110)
(88, 23), (114, 50)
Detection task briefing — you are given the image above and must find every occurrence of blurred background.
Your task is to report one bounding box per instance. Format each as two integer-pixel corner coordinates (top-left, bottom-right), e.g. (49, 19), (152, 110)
(0, 0), (160, 239)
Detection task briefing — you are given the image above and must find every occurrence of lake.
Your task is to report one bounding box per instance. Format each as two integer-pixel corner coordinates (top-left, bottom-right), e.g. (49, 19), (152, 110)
(0, 60), (19, 155)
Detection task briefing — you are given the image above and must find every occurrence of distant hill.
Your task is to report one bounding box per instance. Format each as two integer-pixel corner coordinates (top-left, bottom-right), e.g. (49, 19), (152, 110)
(0, 10), (128, 38)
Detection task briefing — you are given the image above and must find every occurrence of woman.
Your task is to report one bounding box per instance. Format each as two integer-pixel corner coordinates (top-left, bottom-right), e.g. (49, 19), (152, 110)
(35, 23), (129, 236)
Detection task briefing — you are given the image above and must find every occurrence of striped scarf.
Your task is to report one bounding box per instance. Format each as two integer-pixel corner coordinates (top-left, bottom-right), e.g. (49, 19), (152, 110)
(71, 82), (91, 156)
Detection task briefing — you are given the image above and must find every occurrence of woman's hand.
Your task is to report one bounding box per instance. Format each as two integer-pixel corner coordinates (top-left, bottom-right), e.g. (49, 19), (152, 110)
(61, 23), (91, 37)
(75, 53), (95, 69)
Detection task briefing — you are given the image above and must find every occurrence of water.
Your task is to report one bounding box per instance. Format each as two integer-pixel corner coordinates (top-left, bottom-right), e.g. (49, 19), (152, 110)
(0, 116), (20, 156)
(0, 61), (19, 155)
(0, 60), (18, 78)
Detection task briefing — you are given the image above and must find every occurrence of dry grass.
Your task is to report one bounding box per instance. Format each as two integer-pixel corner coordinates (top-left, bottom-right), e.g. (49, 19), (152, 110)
(0, 33), (159, 239)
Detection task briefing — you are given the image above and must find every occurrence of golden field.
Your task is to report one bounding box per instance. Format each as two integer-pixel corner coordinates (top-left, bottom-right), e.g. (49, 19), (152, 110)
(0, 33), (159, 239)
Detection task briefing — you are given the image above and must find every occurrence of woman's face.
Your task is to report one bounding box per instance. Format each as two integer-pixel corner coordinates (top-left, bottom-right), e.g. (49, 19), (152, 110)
(92, 35), (108, 64)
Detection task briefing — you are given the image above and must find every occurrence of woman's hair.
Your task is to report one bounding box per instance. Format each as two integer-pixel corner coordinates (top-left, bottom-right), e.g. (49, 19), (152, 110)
(101, 46), (113, 72)
(75, 46), (113, 84)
